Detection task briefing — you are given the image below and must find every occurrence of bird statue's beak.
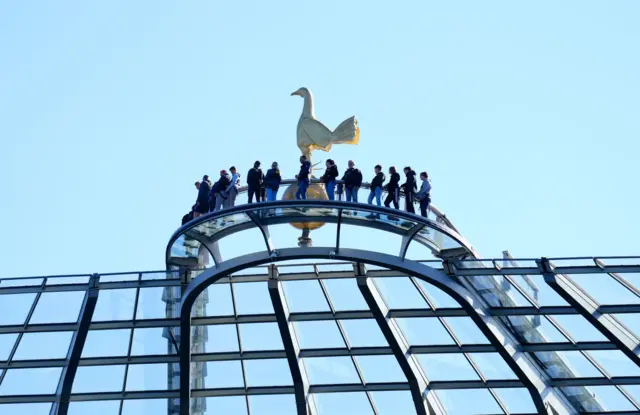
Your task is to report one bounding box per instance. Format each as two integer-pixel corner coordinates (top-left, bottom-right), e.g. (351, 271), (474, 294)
(291, 90), (301, 97)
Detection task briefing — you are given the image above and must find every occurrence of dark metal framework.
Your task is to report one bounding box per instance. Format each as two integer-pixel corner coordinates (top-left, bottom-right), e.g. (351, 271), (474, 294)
(1, 202), (640, 414)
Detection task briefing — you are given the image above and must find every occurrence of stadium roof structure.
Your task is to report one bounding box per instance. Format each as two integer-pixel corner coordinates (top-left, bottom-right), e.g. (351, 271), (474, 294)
(1, 181), (640, 415)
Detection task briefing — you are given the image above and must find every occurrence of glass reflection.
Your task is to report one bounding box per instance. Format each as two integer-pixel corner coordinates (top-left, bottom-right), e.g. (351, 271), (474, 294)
(13, 331), (73, 360)
(0, 368), (62, 395)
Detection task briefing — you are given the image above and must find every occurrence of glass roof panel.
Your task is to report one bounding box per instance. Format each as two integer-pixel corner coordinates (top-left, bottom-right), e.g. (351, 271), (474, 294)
(121, 399), (169, 414)
(72, 365), (126, 393)
(303, 356), (361, 385)
(0, 333), (18, 360)
(131, 327), (177, 355)
(586, 350), (640, 377)
(551, 315), (608, 342)
(414, 279), (460, 308)
(233, 282), (274, 315)
(395, 318), (455, 345)
(294, 321), (346, 349)
(31, 291), (86, 324)
(569, 274), (640, 305)
(501, 315), (570, 344)
(493, 388), (537, 414)
(200, 361), (245, 389)
(611, 313), (640, 339)
(562, 386), (636, 412)
(314, 392), (374, 415)
(322, 278), (369, 311)
(373, 277), (430, 309)
(417, 354), (480, 381)
(0, 403), (52, 415)
(244, 359), (292, 387)
(248, 394), (297, 415)
(283, 280), (331, 313)
(92, 288), (136, 321)
(202, 396), (248, 414)
(68, 401), (120, 415)
(370, 391), (417, 415)
(0, 368), (61, 395)
(136, 287), (169, 319)
(125, 363), (174, 391)
(82, 329), (130, 357)
(535, 351), (603, 378)
(469, 353), (518, 380)
(201, 283), (234, 316)
(238, 322), (284, 351)
(340, 319), (388, 348)
(354, 355), (406, 383)
(13, 331), (73, 360)
(434, 389), (503, 414)
(200, 324), (239, 353)
(442, 317), (490, 344)
(512, 274), (569, 306)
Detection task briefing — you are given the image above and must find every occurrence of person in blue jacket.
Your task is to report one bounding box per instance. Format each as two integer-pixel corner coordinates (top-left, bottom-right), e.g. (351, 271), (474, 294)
(264, 162), (282, 201)
(415, 171), (432, 218)
(295, 155), (312, 200)
(368, 165), (385, 206)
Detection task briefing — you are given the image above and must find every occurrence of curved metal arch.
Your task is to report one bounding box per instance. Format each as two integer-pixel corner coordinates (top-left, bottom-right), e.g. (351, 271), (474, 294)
(179, 247), (548, 415)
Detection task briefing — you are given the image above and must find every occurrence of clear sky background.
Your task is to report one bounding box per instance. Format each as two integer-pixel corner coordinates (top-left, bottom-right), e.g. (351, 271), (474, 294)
(2, 1), (639, 277)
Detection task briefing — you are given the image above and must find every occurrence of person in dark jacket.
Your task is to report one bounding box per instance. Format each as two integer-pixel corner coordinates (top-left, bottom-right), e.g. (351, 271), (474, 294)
(183, 181), (201, 224)
(194, 175), (212, 217)
(415, 171), (432, 218)
(368, 165), (385, 206)
(322, 159), (339, 201)
(401, 167), (417, 214)
(264, 162), (282, 201)
(247, 161), (265, 203)
(341, 160), (363, 203)
(383, 166), (401, 209)
(212, 170), (231, 211)
(295, 155), (312, 200)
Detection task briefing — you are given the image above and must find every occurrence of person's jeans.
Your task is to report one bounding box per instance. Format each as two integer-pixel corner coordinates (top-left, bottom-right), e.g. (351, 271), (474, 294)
(419, 196), (431, 218)
(266, 188), (278, 201)
(345, 186), (359, 202)
(326, 181), (336, 200)
(296, 180), (309, 200)
(368, 187), (382, 206)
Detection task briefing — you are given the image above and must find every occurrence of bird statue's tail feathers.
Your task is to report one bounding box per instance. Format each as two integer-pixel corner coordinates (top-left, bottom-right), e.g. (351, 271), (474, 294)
(331, 116), (360, 146)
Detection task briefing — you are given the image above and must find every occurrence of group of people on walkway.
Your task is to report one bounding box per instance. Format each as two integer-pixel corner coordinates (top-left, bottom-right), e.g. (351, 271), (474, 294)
(182, 156), (431, 224)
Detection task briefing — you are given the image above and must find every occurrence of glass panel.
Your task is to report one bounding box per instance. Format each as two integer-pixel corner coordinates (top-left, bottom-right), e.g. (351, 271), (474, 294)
(121, 399), (168, 414)
(0, 368), (62, 395)
(396, 318), (455, 345)
(239, 323), (284, 351)
(323, 278), (369, 311)
(415, 279), (460, 308)
(131, 327), (177, 355)
(570, 274), (640, 305)
(202, 283), (234, 316)
(82, 329), (130, 357)
(203, 396), (248, 414)
(563, 386), (636, 412)
(125, 363), (173, 391)
(200, 324), (238, 353)
(355, 355), (406, 383)
(68, 400), (120, 415)
(0, 278), (43, 287)
(468, 353), (517, 379)
(501, 315), (570, 344)
(30, 291), (86, 324)
(314, 392), (374, 415)
(471, 275), (533, 307)
(99, 273), (139, 283)
(611, 313), (640, 339)
(303, 356), (361, 385)
(370, 391), (417, 415)
(294, 321), (346, 349)
(586, 350), (640, 377)
(248, 395), (297, 415)
(92, 289), (137, 321)
(493, 388), (537, 414)
(0, 403), (52, 415)
(0, 334), (18, 360)
(234, 282), (274, 314)
(13, 331), (73, 360)
(244, 359), (292, 387)
(535, 351), (602, 378)
(513, 274), (568, 306)
(136, 287), (168, 319)
(417, 354), (479, 381)
(551, 315), (608, 342)
(72, 365), (126, 392)
(142, 271), (179, 281)
(46, 276), (89, 285)
(442, 317), (490, 344)
(201, 361), (245, 388)
(373, 277), (429, 309)
(189, 212), (252, 238)
(340, 319), (388, 347)
(283, 280), (330, 312)
(435, 389), (502, 414)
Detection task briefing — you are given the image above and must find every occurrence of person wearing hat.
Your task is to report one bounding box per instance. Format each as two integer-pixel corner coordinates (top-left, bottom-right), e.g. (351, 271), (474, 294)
(264, 161), (282, 201)
(247, 161), (265, 203)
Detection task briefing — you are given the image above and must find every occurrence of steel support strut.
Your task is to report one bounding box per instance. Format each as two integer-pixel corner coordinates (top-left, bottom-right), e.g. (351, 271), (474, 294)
(267, 265), (315, 415)
(355, 263), (442, 415)
(50, 274), (99, 415)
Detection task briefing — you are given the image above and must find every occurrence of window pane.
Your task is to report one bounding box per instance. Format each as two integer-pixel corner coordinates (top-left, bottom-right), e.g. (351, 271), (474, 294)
(0, 294), (36, 325)
(126, 363), (173, 391)
(200, 324), (239, 353)
(283, 280), (330, 312)
(136, 287), (168, 319)
(202, 284), (234, 316)
(234, 282), (274, 314)
(373, 277), (429, 309)
(294, 321), (346, 349)
(239, 323), (284, 351)
(31, 291), (85, 324)
(314, 392), (374, 415)
(468, 353), (517, 380)
(535, 351), (602, 378)
(551, 315), (607, 342)
(435, 389), (502, 414)
(92, 289), (136, 321)
(502, 315), (569, 344)
(0, 334), (19, 360)
(570, 274), (640, 305)
(68, 400), (120, 415)
(415, 280), (460, 308)
(82, 329), (130, 357)
(563, 386), (636, 412)
(203, 396), (248, 414)
(586, 350), (640, 377)
(340, 319), (388, 348)
(493, 388), (537, 414)
(396, 318), (454, 345)
(121, 399), (168, 414)
(370, 391), (417, 415)
(303, 357), (360, 385)
(0, 368), (62, 395)
(202, 361), (244, 388)
(323, 278), (369, 311)
(515, 275), (568, 306)
(417, 354), (479, 381)
(355, 355), (406, 383)
(248, 395), (297, 415)
(442, 317), (489, 344)
(13, 331), (73, 360)
(244, 359), (292, 387)
(72, 365), (126, 393)
(0, 403), (52, 415)
(131, 327), (177, 355)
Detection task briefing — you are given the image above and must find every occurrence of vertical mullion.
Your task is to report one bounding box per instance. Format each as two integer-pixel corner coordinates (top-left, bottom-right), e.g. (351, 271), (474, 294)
(119, 273), (142, 415)
(230, 281), (251, 414)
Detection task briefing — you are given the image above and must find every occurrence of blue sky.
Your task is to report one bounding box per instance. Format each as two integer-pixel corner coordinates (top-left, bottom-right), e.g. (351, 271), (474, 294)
(2, 1), (640, 277)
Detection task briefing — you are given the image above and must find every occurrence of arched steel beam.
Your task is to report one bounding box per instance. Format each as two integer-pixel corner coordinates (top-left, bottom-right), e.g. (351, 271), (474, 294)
(179, 248), (551, 415)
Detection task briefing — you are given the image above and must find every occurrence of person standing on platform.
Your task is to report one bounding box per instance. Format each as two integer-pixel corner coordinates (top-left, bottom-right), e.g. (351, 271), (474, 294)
(368, 165), (385, 206)
(194, 175), (211, 218)
(322, 159), (339, 201)
(224, 166), (240, 209)
(384, 166), (401, 209)
(247, 161), (265, 203)
(213, 170), (231, 211)
(402, 167), (417, 214)
(295, 155), (312, 200)
(416, 171), (432, 218)
(341, 160), (363, 203)
(264, 162), (282, 201)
